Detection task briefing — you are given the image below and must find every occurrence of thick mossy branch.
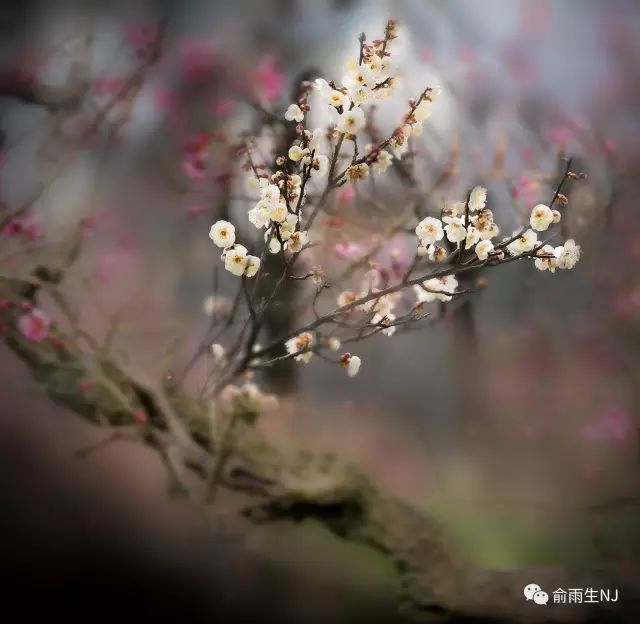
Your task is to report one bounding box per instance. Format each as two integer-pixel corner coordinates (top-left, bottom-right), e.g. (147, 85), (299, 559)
(0, 272), (634, 623)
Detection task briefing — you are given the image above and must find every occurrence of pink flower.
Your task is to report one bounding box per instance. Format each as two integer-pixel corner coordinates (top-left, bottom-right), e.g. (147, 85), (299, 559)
(179, 37), (218, 81)
(457, 47), (476, 64)
(255, 55), (284, 102)
(124, 21), (158, 59)
(93, 75), (125, 97)
(183, 157), (207, 181)
(182, 132), (211, 181)
(95, 248), (132, 282)
(154, 87), (178, 112)
(582, 408), (634, 443)
(512, 175), (539, 205)
(338, 184), (356, 204)
(1, 219), (23, 237)
(547, 126), (574, 149)
(418, 45), (433, 63)
(210, 98), (234, 117)
(18, 307), (50, 342)
(133, 409), (148, 424)
(1, 217), (40, 240)
(186, 204), (207, 217)
(335, 242), (363, 260)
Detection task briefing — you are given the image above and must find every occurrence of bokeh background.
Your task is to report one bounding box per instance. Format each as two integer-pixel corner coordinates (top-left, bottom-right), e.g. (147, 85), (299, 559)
(1, 0), (640, 621)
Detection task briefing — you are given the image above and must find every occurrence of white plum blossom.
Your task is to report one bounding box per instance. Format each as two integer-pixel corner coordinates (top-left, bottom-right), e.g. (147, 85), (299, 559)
(314, 78), (332, 98)
(268, 201), (288, 223)
(373, 312), (397, 336)
(268, 237), (281, 254)
(224, 245), (249, 276)
(328, 89), (349, 108)
(414, 275), (458, 303)
(278, 214), (299, 241)
(555, 239), (581, 269)
(473, 209), (499, 240)
(284, 103), (304, 123)
(340, 353), (362, 377)
(211, 343), (225, 361)
(308, 128), (324, 152)
(390, 128), (409, 159)
(443, 216), (467, 243)
(312, 154), (330, 177)
(370, 149), (392, 174)
(351, 85), (373, 105)
(529, 204), (554, 232)
(448, 201), (466, 217)
(415, 217), (444, 245)
(248, 200), (272, 228)
(475, 239), (494, 261)
(409, 122), (423, 137)
(347, 355), (361, 377)
(286, 332), (314, 363)
(506, 229), (538, 256)
(288, 145), (307, 162)
(285, 230), (308, 253)
(464, 226), (481, 249)
(261, 184), (281, 204)
(343, 65), (376, 92)
(427, 245), (447, 263)
(534, 244), (558, 272)
(337, 107), (365, 134)
(209, 220), (236, 248)
(413, 99), (432, 123)
(327, 337), (341, 351)
(245, 255), (261, 277)
(345, 163), (369, 182)
(468, 186), (487, 212)
(337, 290), (358, 308)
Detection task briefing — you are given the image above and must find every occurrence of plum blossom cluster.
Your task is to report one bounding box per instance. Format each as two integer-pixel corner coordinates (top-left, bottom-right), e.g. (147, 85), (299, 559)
(196, 20), (583, 392)
(246, 177), (310, 254)
(209, 220), (261, 277)
(412, 187), (581, 301)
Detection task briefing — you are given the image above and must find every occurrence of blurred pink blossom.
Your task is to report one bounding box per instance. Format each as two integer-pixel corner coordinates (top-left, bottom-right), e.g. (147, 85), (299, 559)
(1, 217), (40, 241)
(153, 87), (178, 112)
(582, 408), (634, 443)
(255, 55), (284, 102)
(338, 184), (356, 204)
(457, 47), (476, 64)
(18, 307), (50, 342)
(418, 45), (433, 63)
(134, 409), (149, 424)
(124, 21), (158, 59)
(512, 175), (540, 204)
(603, 138), (617, 156)
(186, 204), (207, 217)
(93, 75), (125, 97)
(182, 132), (212, 181)
(95, 248), (135, 283)
(547, 126), (574, 149)
(334, 242), (363, 260)
(179, 37), (218, 81)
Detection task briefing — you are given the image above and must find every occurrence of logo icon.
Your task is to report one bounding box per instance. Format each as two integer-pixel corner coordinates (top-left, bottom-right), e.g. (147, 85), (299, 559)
(524, 583), (548, 605)
(524, 583), (542, 601)
(533, 590), (549, 605)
